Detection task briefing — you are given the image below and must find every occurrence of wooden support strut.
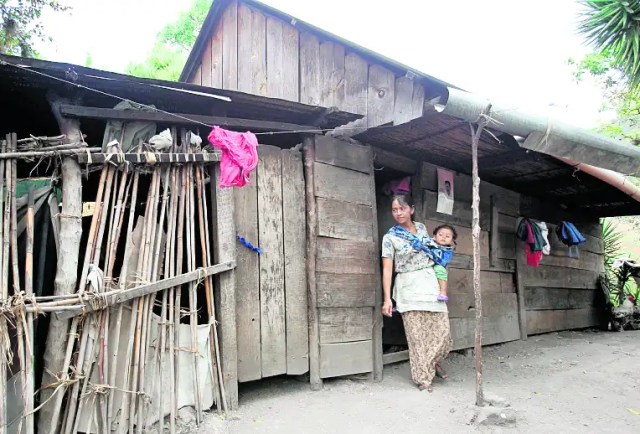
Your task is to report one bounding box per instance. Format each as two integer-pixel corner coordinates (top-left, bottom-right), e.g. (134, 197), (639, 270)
(53, 261), (236, 319)
(59, 104), (318, 133)
(303, 136), (322, 391)
(470, 105), (492, 408)
(76, 152), (222, 165)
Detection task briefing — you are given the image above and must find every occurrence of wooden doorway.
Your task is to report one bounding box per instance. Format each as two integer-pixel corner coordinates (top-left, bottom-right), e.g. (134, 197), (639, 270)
(234, 145), (308, 382)
(306, 135), (383, 387)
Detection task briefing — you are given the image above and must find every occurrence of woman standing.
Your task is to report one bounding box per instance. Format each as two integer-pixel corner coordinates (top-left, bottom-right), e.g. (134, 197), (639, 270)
(381, 194), (452, 392)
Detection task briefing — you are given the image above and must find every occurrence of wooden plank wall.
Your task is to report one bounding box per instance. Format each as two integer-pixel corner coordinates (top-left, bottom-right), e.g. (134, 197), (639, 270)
(188, 0), (424, 127)
(518, 197), (604, 336)
(417, 162), (521, 349)
(313, 136), (381, 379)
(234, 145), (308, 382)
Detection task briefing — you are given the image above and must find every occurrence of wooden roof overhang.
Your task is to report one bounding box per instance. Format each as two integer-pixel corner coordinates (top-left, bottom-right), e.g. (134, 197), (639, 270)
(355, 108), (640, 218)
(0, 54), (361, 142)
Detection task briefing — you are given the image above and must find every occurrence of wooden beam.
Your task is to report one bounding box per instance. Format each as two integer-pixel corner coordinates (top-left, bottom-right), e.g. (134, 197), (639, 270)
(369, 145), (383, 382)
(515, 240), (528, 341)
(55, 261), (236, 319)
(372, 147), (417, 174)
(477, 149), (531, 170)
(211, 164), (239, 409)
(303, 136), (322, 391)
(76, 152), (221, 165)
(382, 350), (409, 365)
(59, 104), (317, 133)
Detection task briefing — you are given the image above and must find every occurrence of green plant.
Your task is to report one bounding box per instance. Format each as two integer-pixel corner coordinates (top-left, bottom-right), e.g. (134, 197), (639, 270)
(600, 218), (639, 305)
(579, 0), (640, 92)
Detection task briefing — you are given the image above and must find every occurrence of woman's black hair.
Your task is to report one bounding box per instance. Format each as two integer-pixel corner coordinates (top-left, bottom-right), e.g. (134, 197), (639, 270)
(390, 194), (415, 208)
(433, 224), (458, 245)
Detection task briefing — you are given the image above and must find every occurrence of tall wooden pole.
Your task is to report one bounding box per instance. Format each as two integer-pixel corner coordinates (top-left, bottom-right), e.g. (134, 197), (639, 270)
(39, 95), (83, 432)
(470, 105), (491, 407)
(302, 136), (322, 391)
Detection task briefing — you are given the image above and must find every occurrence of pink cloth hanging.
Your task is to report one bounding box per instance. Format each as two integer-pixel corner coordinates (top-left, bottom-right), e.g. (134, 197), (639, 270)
(208, 126), (259, 188)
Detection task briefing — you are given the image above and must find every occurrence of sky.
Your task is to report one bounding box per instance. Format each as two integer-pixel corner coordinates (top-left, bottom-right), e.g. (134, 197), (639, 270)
(36, 0), (609, 128)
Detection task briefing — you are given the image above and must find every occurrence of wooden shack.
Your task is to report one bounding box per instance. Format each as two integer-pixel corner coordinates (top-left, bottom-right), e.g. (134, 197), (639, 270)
(179, 0), (640, 402)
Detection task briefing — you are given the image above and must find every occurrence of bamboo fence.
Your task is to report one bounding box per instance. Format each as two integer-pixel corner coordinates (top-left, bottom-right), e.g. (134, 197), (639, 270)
(0, 132), (230, 433)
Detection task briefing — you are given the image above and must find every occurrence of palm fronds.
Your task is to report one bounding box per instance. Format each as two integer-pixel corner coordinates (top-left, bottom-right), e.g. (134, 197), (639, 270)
(579, 1), (640, 92)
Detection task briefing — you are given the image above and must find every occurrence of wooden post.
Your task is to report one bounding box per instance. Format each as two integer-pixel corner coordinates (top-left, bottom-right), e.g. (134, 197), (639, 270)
(470, 106), (491, 407)
(39, 95), (83, 432)
(302, 136), (322, 391)
(210, 163), (239, 409)
(515, 240), (528, 340)
(369, 146), (383, 382)
(25, 188), (35, 434)
(0, 138), (5, 434)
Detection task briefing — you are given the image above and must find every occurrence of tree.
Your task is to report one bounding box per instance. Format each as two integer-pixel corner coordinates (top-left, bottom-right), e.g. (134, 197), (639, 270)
(1, 0), (70, 56)
(578, 0), (640, 91)
(126, 0), (212, 81)
(569, 52), (640, 146)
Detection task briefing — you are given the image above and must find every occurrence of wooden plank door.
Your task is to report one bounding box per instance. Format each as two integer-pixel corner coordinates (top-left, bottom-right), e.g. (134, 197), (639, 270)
(234, 145), (308, 382)
(309, 135), (382, 384)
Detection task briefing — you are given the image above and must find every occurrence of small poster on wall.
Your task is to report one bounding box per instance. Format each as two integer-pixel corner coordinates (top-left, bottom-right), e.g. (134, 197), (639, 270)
(436, 168), (455, 215)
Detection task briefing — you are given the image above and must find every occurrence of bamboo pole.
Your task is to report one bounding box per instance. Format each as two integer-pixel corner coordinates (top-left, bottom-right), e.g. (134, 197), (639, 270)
(196, 164), (224, 410)
(470, 106), (492, 407)
(137, 166), (162, 432)
(162, 164), (179, 434)
(146, 165), (170, 430)
(0, 148), (101, 160)
(63, 161), (116, 434)
(0, 139), (5, 434)
(25, 188), (36, 434)
(109, 167), (138, 432)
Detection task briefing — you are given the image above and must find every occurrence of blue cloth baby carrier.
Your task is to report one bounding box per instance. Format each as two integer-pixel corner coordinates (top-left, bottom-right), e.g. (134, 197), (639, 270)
(388, 225), (454, 267)
(555, 221), (586, 258)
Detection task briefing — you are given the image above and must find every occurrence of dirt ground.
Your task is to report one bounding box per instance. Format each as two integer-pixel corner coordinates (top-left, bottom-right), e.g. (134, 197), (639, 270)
(197, 330), (640, 434)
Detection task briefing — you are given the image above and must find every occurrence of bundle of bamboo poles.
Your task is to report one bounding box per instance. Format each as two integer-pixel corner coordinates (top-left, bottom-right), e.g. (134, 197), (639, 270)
(0, 133), (37, 434)
(0, 131), (227, 433)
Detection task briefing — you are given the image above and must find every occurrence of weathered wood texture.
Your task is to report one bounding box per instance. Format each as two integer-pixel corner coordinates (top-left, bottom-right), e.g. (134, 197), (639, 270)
(282, 149), (309, 375)
(257, 146), (286, 377)
(233, 167), (261, 382)
(516, 199), (604, 336)
(314, 163), (373, 205)
(451, 312), (520, 350)
(266, 16), (299, 100)
(188, 2), (424, 126)
(303, 137), (322, 390)
(211, 164), (239, 409)
(419, 161), (520, 217)
(234, 146), (308, 382)
(319, 308), (372, 344)
(312, 136), (378, 380)
(238, 3), (267, 95)
(527, 308), (599, 335)
(319, 341), (373, 378)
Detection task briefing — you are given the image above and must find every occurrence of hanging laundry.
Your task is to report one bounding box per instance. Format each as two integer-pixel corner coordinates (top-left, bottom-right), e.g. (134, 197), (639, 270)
(555, 221), (586, 258)
(516, 218), (548, 267)
(208, 126), (259, 188)
(536, 222), (551, 255)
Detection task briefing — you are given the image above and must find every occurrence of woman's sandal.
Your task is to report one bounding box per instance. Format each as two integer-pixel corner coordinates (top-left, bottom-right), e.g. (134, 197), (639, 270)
(435, 363), (449, 380)
(418, 382), (434, 392)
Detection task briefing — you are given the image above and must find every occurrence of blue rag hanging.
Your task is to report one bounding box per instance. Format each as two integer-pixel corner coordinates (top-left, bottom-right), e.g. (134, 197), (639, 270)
(388, 225), (454, 267)
(555, 221), (586, 258)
